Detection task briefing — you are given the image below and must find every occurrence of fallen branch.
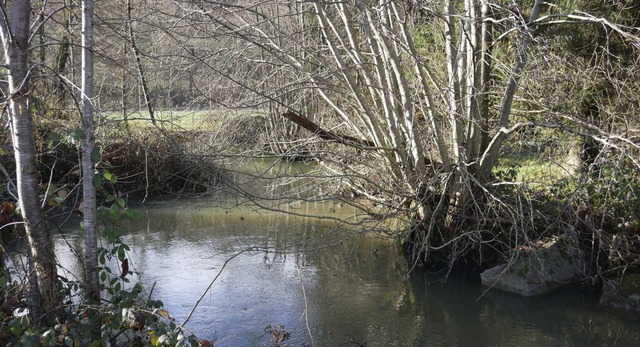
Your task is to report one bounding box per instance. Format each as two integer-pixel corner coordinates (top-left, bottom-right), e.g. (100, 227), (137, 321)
(282, 111), (376, 148)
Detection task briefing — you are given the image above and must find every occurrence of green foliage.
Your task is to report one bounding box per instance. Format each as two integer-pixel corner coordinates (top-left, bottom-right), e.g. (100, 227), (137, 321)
(576, 157), (640, 231)
(542, 0), (640, 59)
(67, 129), (85, 145)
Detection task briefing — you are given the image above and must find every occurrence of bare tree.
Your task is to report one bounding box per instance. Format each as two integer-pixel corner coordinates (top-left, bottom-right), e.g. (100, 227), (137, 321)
(0, 0), (61, 323)
(61, 0), (636, 281)
(126, 0), (156, 124)
(159, 0), (640, 271)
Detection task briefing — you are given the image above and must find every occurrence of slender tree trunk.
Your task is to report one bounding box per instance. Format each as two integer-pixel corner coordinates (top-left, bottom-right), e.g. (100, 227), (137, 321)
(127, 0), (156, 125)
(81, 0), (99, 304)
(444, 0), (461, 164)
(0, 0), (60, 324)
(55, 3), (71, 99)
(36, 1), (46, 66)
(477, 0), (493, 164)
(479, 0), (544, 177)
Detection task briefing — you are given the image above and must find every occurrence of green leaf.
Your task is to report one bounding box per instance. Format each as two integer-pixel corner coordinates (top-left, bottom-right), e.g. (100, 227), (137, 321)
(93, 175), (103, 188)
(103, 171), (114, 183)
(68, 128), (85, 143)
(104, 229), (123, 243)
(102, 228), (115, 242)
(46, 131), (62, 147)
(106, 194), (116, 203)
(109, 203), (119, 222)
(100, 271), (106, 282)
(148, 300), (164, 308)
(91, 147), (101, 163)
(117, 246), (126, 262)
(124, 209), (137, 221)
(116, 198), (126, 208)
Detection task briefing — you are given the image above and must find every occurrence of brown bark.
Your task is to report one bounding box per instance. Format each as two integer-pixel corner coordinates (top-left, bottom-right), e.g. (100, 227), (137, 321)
(282, 111), (375, 148)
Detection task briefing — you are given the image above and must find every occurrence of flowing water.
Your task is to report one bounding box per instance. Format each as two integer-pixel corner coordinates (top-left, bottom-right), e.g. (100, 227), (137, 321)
(51, 199), (640, 347)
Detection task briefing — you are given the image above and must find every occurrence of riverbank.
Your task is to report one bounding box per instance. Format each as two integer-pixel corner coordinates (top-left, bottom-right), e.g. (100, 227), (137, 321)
(2, 109), (639, 320)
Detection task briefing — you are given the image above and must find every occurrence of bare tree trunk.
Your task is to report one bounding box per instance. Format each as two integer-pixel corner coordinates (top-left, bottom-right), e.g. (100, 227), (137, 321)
(479, 0), (544, 177)
(127, 0), (156, 125)
(81, 0), (99, 304)
(443, 0), (462, 164)
(36, 0), (46, 66)
(476, 0), (493, 164)
(55, 2), (72, 99)
(0, 0), (60, 324)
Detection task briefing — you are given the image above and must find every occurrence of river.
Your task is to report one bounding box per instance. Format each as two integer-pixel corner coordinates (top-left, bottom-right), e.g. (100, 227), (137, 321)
(50, 199), (640, 346)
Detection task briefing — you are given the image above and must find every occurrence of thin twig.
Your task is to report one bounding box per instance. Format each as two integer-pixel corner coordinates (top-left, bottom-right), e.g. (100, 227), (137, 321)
(146, 281), (156, 307)
(182, 247), (256, 328)
(142, 148), (149, 204)
(297, 267), (315, 347)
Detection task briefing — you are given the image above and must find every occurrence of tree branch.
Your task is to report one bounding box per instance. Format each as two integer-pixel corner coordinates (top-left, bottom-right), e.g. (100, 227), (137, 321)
(282, 111), (376, 149)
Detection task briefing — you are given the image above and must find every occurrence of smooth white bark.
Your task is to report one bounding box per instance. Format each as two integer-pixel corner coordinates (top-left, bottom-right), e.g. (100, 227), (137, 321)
(1, 0), (60, 323)
(81, 0), (99, 302)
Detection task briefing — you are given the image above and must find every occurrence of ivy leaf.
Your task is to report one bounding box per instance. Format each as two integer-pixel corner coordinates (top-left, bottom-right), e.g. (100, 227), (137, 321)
(68, 129), (85, 144)
(93, 175), (103, 188)
(117, 245), (126, 262)
(102, 228), (116, 242)
(103, 171), (117, 183)
(46, 131), (62, 148)
(102, 227), (121, 243)
(91, 147), (101, 163)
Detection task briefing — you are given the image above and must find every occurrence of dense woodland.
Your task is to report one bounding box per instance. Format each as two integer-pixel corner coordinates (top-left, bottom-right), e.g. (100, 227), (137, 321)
(0, 0), (639, 345)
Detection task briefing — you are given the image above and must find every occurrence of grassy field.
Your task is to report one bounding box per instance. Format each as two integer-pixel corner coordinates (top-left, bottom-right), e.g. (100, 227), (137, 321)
(101, 109), (268, 132)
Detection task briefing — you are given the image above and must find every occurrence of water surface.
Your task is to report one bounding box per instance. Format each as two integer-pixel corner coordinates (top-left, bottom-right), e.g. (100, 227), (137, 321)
(54, 200), (640, 346)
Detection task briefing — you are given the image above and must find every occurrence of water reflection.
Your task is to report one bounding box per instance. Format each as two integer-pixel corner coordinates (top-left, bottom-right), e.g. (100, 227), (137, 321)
(53, 200), (640, 346)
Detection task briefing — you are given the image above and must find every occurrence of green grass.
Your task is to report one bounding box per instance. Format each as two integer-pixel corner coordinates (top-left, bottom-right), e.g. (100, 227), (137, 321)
(101, 109), (267, 132)
(495, 156), (570, 184)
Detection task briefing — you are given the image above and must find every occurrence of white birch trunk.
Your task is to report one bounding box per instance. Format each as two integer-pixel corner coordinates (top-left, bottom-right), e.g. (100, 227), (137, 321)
(81, 0), (99, 302)
(0, 0), (60, 324)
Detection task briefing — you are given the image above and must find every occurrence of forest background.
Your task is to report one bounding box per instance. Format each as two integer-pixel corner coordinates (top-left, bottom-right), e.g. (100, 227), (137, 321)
(0, 0), (639, 345)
